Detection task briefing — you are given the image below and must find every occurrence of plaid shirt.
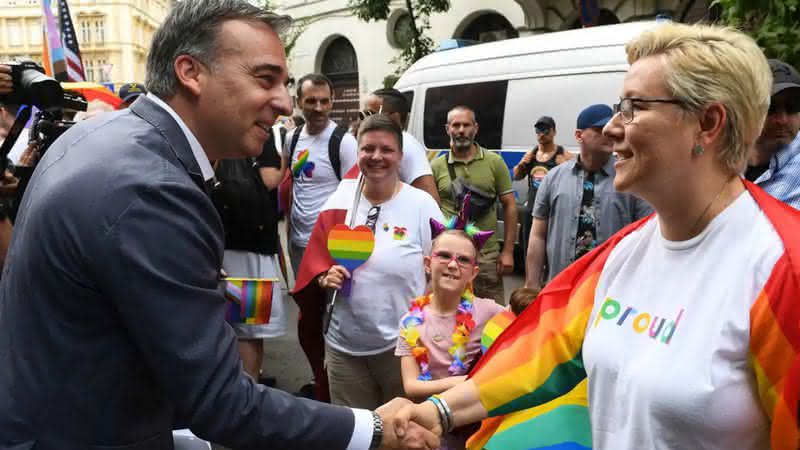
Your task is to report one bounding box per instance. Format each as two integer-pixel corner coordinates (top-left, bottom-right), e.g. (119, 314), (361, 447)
(756, 131), (800, 210)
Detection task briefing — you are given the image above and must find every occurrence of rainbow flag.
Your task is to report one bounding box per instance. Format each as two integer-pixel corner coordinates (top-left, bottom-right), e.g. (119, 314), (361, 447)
(467, 180), (800, 450)
(223, 278), (275, 325)
(480, 309), (516, 353)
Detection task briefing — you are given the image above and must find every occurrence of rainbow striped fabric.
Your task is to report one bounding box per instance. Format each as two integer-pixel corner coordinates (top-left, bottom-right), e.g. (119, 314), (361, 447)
(472, 309), (591, 450)
(466, 181), (800, 450)
(224, 278), (275, 325)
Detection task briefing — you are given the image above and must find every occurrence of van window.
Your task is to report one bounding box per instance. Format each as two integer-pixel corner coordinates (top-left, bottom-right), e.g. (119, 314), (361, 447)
(423, 81), (508, 149)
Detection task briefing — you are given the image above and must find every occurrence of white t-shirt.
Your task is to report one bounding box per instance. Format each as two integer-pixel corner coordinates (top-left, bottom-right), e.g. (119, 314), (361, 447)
(289, 121), (359, 246)
(400, 131), (432, 184)
(325, 184), (444, 356)
(583, 192), (781, 449)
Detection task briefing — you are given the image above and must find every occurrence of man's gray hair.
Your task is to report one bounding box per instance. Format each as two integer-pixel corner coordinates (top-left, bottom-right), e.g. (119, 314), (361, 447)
(145, 0), (291, 98)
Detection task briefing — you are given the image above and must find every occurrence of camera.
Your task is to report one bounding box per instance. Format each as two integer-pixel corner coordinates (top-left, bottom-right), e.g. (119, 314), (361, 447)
(0, 60), (64, 110)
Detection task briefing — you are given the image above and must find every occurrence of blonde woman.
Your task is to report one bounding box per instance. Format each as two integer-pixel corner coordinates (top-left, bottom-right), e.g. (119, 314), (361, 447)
(393, 23), (800, 450)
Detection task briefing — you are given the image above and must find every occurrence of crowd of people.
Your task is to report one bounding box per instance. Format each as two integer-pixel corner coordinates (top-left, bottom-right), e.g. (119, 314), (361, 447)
(0, 0), (798, 449)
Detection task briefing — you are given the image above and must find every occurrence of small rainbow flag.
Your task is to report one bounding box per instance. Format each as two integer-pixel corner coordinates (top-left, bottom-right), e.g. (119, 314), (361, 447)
(224, 278), (275, 325)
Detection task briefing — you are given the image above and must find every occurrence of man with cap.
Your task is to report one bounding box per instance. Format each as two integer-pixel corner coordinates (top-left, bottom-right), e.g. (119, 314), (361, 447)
(513, 115), (571, 256)
(524, 104), (651, 290)
(747, 59), (800, 209)
(118, 82), (148, 108)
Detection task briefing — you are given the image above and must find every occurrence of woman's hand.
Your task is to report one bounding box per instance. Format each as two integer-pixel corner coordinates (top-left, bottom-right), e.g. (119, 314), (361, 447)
(318, 265), (351, 290)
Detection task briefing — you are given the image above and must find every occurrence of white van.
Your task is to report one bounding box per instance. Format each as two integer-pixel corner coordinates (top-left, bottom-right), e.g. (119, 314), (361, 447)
(394, 20), (660, 251)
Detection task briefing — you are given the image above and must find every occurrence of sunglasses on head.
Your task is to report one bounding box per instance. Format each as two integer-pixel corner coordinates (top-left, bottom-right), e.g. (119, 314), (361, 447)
(358, 105), (384, 121)
(768, 96), (800, 115)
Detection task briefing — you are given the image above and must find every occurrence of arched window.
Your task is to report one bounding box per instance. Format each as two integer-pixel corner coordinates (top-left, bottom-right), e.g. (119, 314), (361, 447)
(458, 12), (519, 43)
(320, 37), (360, 126)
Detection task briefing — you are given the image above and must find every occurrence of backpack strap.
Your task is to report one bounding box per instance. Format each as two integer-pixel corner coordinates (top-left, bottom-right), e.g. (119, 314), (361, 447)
(328, 125), (348, 181)
(287, 124), (303, 163)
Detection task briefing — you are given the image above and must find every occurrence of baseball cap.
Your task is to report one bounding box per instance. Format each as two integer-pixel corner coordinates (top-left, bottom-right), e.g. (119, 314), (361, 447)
(119, 83), (148, 103)
(769, 59), (800, 96)
(534, 116), (556, 130)
(577, 104), (613, 129)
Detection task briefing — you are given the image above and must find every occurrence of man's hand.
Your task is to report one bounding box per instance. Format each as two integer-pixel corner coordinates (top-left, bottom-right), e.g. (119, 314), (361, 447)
(496, 249), (514, 276)
(519, 150), (534, 165)
(0, 65), (11, 96)
(377, 398), (440, 450)
(392, 400), (443, 445)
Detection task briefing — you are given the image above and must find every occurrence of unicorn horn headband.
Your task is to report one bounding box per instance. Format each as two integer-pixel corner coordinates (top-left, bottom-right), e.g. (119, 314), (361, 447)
(430, 192), (494, 250)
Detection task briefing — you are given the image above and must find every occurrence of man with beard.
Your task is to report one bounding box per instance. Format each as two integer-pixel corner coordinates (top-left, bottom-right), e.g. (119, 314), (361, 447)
(430, 105), (517, 304)
(746, 59), (800, 209)
(525, 104), (651, 289)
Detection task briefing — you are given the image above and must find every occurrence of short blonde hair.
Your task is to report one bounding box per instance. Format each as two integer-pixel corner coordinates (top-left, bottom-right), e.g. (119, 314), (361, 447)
(625, 23), (771, 172)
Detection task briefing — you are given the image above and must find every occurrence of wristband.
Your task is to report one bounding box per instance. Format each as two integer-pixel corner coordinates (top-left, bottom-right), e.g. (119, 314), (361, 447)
(433, 395), (455, 432)
(426, 396), (450, 433)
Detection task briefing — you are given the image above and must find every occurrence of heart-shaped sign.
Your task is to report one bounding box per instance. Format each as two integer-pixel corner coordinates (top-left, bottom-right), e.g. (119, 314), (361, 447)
(327, 224), (375, 274)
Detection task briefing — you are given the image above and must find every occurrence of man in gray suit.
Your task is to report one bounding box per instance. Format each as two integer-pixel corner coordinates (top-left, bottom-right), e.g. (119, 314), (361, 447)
(0, 1), (437, 449)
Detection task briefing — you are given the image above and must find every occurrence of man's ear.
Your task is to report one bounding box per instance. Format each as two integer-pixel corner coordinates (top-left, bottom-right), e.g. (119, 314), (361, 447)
(575, 129), (583, 143)
(173, 54), (206, 97)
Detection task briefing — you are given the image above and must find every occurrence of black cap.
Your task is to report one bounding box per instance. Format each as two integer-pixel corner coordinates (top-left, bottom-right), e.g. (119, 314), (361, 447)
(534, 116), (556, 129)
(769, 59), (800, 96)
(119, 83), (147, 103)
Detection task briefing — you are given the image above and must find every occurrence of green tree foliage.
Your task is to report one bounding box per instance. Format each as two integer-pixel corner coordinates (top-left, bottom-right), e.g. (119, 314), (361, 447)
(348, 0), (450, 82)
(714, 0), (799, 67)
(263, 0), (308, 57)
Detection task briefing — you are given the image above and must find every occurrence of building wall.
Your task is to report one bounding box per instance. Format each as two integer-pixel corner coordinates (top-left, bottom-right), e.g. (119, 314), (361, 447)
(278, 0), (710, 110)
(0, 0), (169, 90)
(280, 0), (527, 98)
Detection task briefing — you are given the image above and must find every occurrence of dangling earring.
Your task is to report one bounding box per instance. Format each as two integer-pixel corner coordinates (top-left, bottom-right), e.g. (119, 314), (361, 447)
(693, 144), (704, 155)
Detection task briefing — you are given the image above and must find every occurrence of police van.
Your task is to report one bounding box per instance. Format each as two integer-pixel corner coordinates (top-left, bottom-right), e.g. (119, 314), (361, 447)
(394, 20), (661, 255)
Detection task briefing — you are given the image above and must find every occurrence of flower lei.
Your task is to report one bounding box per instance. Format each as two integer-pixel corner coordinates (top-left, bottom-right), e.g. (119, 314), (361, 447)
(400, 290), (476, 380)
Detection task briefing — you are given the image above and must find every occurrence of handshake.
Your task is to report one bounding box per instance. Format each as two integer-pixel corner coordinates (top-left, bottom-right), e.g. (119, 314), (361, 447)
(374, 396), (454, 450)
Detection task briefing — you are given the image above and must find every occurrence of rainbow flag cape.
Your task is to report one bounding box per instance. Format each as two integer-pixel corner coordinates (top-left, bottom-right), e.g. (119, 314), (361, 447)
(467, 180), (800, 450)
(223, 278), (275, 325)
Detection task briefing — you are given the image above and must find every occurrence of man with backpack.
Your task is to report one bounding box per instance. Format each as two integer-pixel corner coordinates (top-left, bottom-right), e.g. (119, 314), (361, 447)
(284, 73), (359, 275)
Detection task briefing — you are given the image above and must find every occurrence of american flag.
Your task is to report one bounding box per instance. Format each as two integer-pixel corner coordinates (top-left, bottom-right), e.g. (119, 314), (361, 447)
(57, 0), (85, 82)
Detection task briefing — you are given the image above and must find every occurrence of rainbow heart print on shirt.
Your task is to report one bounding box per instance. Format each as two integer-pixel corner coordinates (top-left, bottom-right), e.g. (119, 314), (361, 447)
(292, 149), (315, 178)
(393, 226), (407, 240)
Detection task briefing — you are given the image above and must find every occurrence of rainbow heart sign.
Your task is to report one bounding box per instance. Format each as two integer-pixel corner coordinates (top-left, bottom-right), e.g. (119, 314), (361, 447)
(327, 224), (375, 295)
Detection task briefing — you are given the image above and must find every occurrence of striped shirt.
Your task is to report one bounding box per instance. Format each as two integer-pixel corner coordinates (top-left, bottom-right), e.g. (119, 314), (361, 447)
(755, 131), (800, 209)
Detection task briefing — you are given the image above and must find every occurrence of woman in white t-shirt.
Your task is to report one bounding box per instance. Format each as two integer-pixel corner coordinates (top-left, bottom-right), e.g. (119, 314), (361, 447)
(317, 114), (444, 409)
(392, 23), (800, 450)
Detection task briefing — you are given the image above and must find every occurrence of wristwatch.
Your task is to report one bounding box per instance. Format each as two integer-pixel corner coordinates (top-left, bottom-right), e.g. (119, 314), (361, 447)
(369, 410), (384, 449)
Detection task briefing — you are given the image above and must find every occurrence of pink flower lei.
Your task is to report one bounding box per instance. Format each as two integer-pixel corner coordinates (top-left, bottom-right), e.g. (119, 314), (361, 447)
(400, 290), (476, 380)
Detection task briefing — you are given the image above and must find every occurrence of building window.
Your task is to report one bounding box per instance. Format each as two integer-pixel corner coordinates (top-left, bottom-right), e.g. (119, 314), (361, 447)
(95, 20), (105, 44)
(388, 11), (415, 49)
(423, 80), (508, 149)
(81, 21), (91, 44)
(29, 19), (41, 45)
(8, 20), (22, 47)
(97, 59), (108, 82)
(85, 60), (94, 82)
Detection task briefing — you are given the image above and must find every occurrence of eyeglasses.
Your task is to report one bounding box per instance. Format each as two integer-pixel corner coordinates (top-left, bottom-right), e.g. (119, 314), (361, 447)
(612, 97), (685, 124)
(768, 96), (800, 115)
(431, 250), (476, 268)
(365, 206), (381, 232)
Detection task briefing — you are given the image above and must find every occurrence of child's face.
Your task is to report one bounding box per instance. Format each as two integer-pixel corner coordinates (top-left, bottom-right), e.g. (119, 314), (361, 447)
(425, 234), (480, 295)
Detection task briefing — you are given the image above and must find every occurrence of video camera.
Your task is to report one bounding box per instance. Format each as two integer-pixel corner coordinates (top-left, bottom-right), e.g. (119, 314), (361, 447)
(0, 60), (88, 172)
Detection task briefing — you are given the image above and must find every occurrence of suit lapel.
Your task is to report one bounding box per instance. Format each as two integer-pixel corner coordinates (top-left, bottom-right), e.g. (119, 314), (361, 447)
(129, 96), (207, 191)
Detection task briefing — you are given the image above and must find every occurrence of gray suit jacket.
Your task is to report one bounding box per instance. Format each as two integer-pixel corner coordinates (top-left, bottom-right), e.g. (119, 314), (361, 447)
(0, 96), (355, 450)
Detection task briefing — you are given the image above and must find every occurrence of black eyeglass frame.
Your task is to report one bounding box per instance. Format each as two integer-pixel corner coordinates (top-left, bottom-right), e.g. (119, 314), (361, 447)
(613, 97), (685, 124)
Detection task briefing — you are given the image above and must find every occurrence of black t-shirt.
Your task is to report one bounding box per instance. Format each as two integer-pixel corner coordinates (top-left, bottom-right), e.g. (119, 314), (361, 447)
(211, 131), (283, 255)
(520, 145), (565, 206)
